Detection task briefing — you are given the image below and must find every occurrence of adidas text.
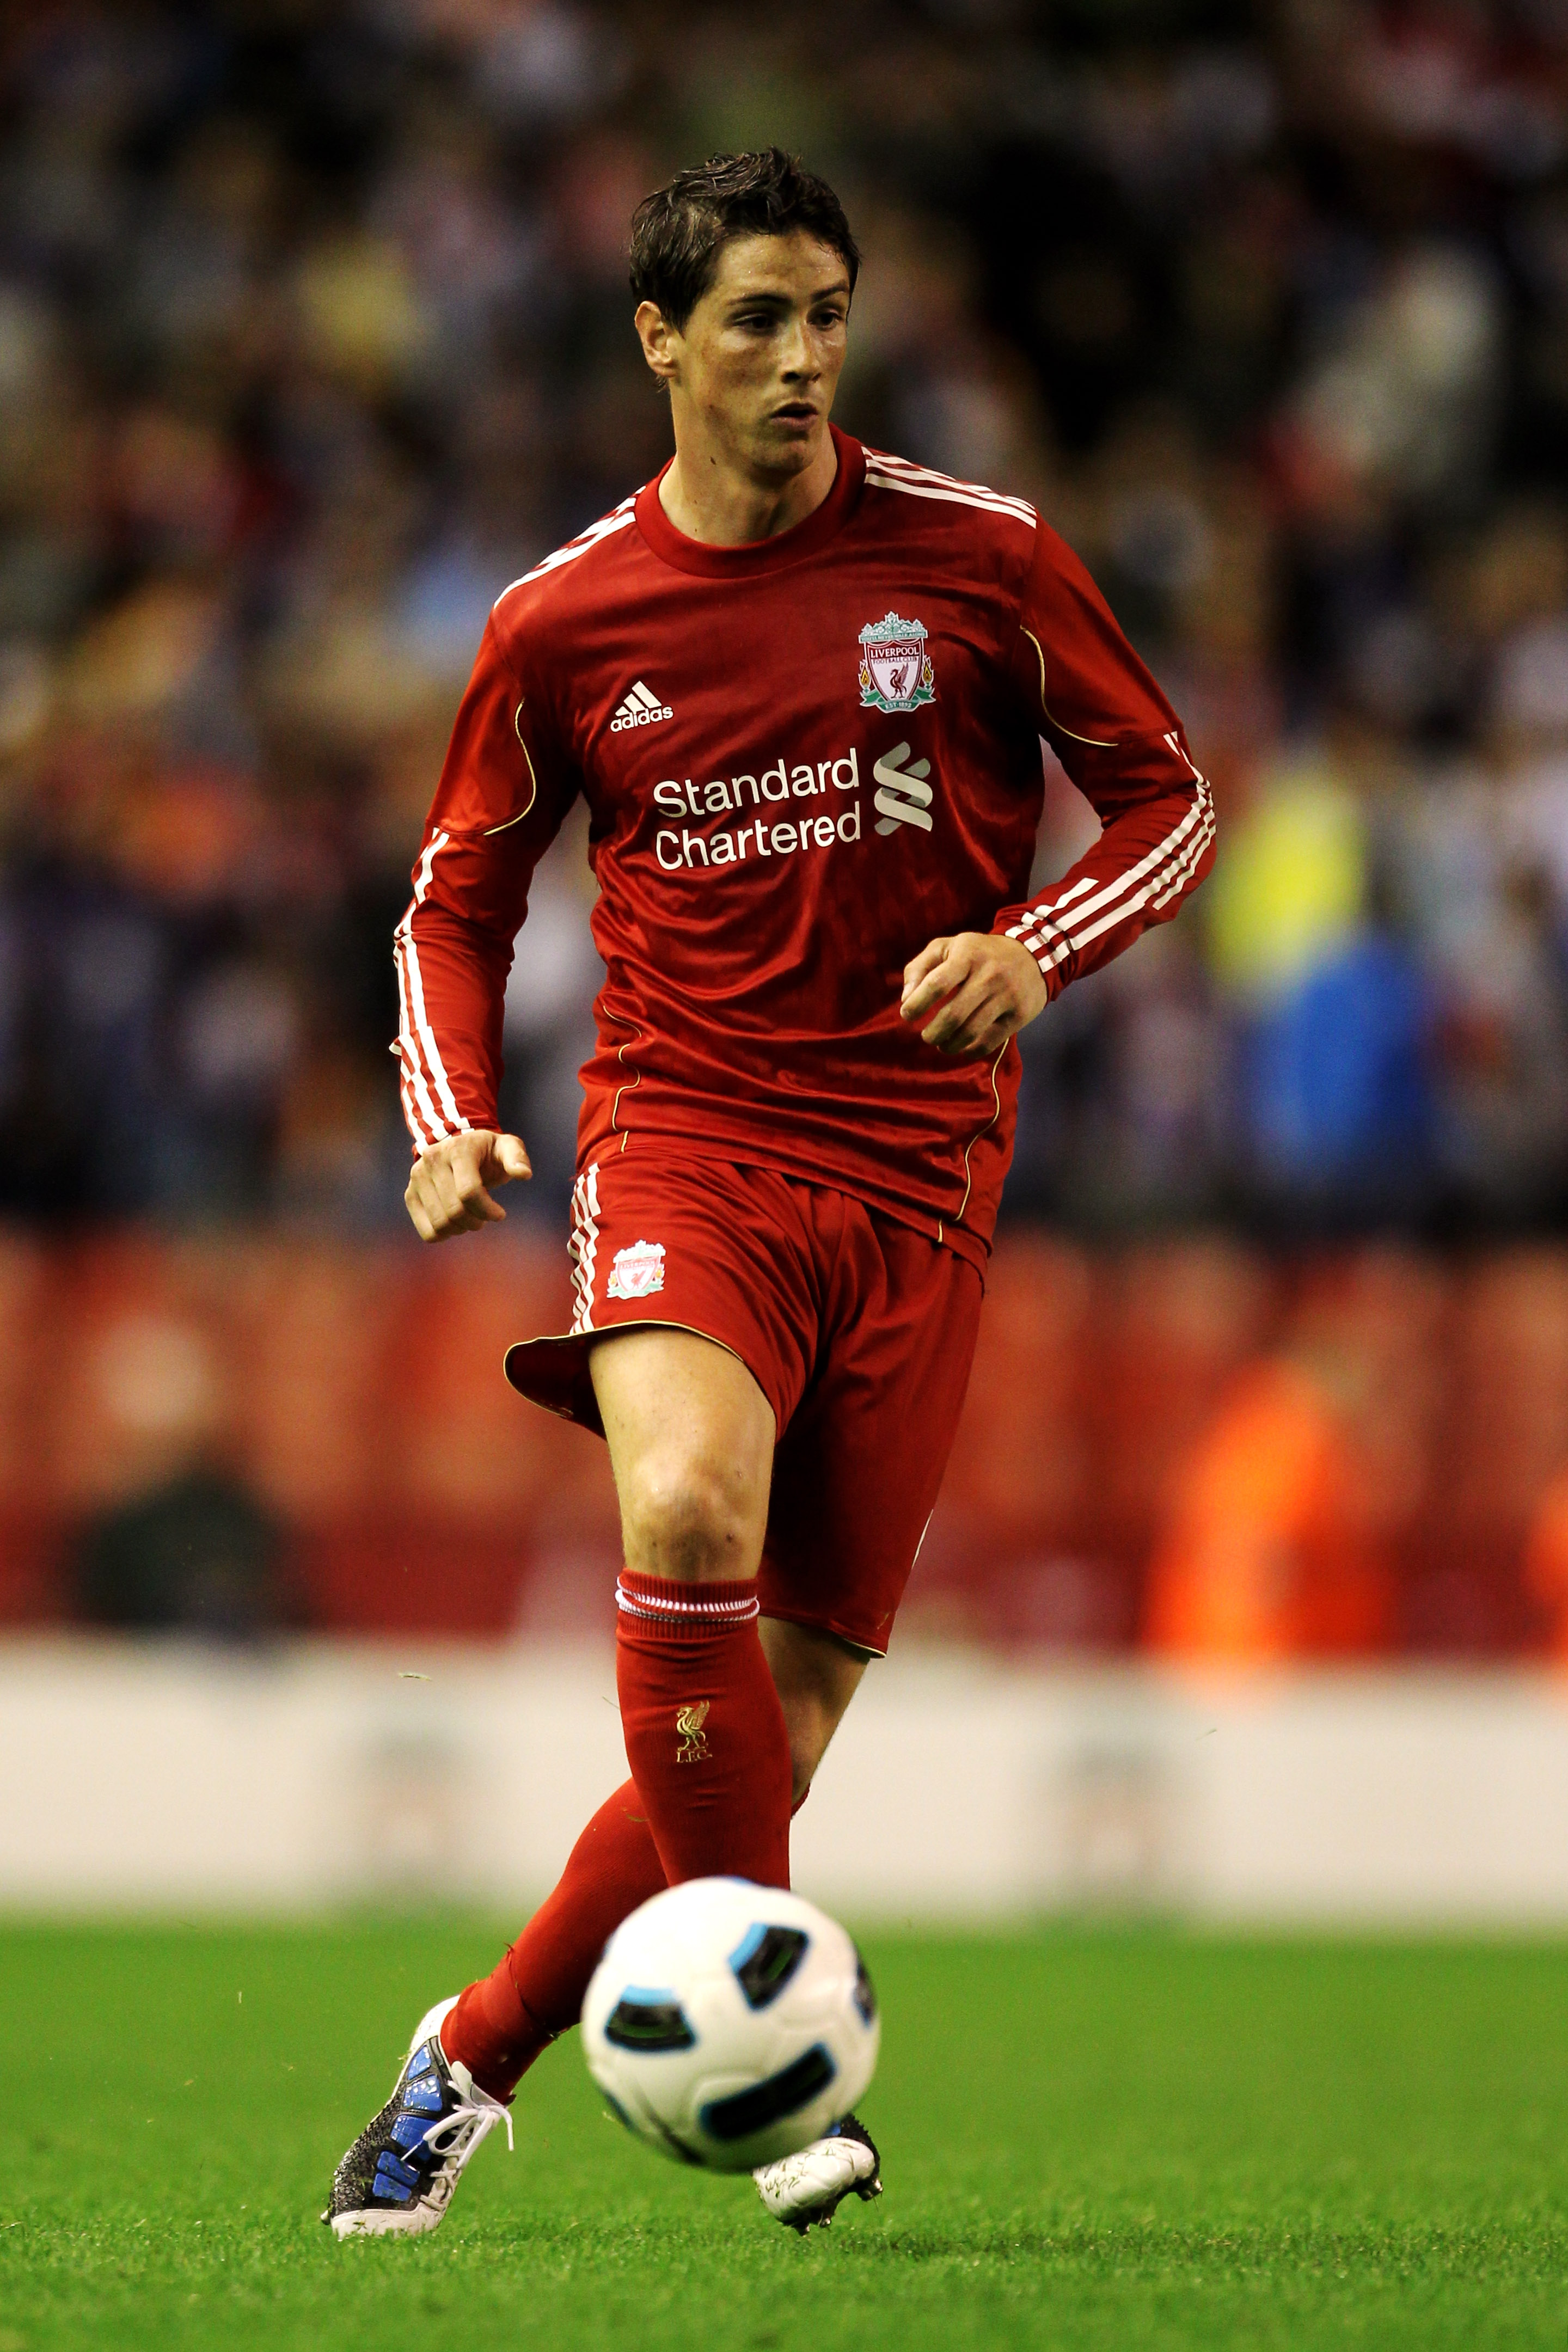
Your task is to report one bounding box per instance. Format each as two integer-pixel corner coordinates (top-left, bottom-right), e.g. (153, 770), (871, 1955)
(611, 681), (673, 732)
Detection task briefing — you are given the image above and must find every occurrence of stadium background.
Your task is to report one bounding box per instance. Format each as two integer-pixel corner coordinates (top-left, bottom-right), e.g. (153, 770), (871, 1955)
(5, 0), (1568, 1665)
(2, 0), (1568, 1904)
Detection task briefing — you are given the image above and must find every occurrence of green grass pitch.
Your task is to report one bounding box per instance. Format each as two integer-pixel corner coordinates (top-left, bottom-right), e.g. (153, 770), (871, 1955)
(4, 1920), (1565, 2351)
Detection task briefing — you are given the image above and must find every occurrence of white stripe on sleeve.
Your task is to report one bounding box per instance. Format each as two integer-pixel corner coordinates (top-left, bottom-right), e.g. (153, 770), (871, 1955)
(495, 499), (638, 601)
(394, 931), (447, 1143)
(862, 450), (1038, 525)
(395, 831), (471, 1142)
(1008, 777), (1215, 975)
(1012, 778), (1214, 961)
(396, 1054), (438, 1152)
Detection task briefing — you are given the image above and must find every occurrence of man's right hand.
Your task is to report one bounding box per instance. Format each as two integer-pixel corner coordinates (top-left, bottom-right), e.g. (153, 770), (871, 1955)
(405, 1130), (532, 1242)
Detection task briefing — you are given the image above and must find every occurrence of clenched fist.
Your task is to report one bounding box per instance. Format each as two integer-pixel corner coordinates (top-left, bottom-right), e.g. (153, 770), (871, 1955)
(405, 1129), (532, 1242)
(899, 932), (1048, 1057)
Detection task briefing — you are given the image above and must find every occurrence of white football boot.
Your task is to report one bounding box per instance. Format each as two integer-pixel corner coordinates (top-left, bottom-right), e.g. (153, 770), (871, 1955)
(322, 1996), (513, 2239)
(754, 2114), (883, 2232)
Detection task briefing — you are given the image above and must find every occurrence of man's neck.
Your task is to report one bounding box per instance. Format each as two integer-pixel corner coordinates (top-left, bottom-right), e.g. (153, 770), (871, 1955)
(658, 428), (838, 547)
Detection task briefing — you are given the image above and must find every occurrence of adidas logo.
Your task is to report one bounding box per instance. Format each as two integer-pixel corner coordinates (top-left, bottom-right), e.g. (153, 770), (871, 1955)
(610, 679), (673, 732)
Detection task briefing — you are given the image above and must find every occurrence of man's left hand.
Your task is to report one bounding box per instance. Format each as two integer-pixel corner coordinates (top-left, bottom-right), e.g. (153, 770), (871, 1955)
(899, 932), (1049, 1056)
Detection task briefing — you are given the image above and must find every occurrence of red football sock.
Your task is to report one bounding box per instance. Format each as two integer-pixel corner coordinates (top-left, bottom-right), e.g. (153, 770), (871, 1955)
(616, 1571), (793, 1889)
(442, 1579), (797, 2099)
(440, 1778), (666, 2099)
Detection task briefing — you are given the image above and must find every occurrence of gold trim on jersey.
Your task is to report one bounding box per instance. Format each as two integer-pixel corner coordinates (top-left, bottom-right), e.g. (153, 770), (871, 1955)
(952, 1044), (1007, 1233)
(1022, 628), (1117, 749)
(481, 704), (540, 834)
(608, 1009), (643, 1149)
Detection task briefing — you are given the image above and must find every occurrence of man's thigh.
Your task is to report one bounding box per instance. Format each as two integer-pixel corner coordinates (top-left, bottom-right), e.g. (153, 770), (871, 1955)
(588, 1325), (776, 1583)
(759, 1221), (984, 1656)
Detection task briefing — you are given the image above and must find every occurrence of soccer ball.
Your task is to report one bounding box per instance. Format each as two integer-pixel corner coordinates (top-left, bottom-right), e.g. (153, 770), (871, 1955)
(580, 1877), (879, 2172)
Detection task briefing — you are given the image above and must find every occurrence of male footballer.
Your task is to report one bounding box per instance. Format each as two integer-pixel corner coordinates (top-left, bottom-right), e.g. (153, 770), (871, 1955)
(326, 148), (1215, 2237)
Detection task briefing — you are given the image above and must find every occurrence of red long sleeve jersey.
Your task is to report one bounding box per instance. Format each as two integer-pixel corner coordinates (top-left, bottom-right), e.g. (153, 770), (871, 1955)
(396, 428), (1215, 1267)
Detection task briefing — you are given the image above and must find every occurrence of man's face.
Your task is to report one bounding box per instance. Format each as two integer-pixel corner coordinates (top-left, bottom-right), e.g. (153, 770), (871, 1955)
(639, 230), (851, 476)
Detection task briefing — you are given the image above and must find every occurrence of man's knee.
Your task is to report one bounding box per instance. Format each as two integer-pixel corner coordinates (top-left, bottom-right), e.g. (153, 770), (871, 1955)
(619, 1456), (764, 1582)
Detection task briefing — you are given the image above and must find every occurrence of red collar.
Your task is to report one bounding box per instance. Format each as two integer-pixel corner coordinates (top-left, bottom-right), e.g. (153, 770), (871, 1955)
(634, 425), (865, 579)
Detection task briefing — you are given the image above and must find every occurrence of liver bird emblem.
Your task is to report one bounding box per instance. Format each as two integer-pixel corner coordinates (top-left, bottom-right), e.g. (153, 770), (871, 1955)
(675, 1701), (711, 1763)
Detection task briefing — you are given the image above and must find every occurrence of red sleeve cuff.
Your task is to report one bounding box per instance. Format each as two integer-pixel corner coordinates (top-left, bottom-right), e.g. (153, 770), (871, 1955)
(990, 905), (1069, 995)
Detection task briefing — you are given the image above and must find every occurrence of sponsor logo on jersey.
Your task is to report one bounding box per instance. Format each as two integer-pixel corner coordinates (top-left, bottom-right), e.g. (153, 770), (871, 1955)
(651, 746), (863, 871)
(607, 1237), (666, 1298)
(611, 679), (673, 732)
(873, 741), (934, 835)
(640, 737), (935, 871)
(858, 611), (935, 714)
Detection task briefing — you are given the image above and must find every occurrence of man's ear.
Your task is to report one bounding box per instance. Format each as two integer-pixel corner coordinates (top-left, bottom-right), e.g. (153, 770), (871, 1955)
(635, 299), (680, 385)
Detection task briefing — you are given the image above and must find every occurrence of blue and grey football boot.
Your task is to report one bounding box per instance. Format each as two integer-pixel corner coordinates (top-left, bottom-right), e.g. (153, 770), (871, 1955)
(323, 1996), (513, 2239)
(753, 2114), (882, 2232)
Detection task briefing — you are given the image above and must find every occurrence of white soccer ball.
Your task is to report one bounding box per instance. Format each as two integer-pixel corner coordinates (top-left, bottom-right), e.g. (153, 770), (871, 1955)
(580, 1877), (880, 2173)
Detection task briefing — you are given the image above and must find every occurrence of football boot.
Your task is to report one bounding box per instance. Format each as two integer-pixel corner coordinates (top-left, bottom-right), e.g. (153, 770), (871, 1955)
(753, 2114), (882, 2232)
(322, 1996), (512, 2239)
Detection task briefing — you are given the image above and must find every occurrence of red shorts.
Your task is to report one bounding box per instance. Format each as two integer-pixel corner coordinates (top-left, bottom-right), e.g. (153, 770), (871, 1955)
(505, 1154), (984, 1655)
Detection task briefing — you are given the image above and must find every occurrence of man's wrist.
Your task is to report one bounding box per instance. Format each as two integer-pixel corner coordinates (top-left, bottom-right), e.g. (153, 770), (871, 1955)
(990, 912), (1064, 998)
(411, 1123), (492, 1160)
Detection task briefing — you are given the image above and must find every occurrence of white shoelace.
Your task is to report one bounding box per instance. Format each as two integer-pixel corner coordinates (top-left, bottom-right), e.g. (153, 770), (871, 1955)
(415, 2085), (514, 2203)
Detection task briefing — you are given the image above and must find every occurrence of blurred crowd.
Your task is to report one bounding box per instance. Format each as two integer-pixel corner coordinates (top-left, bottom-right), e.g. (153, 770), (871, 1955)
(15, 1222), (1568, 1659)
(1, 0), (1566, 1237)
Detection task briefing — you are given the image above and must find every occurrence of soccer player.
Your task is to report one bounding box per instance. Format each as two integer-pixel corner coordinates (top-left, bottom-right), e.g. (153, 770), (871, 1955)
(326, 149), (1214, 2237)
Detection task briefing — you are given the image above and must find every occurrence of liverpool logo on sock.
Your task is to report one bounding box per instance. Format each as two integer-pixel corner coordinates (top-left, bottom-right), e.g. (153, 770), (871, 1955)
(675, 1701), (710, 1763)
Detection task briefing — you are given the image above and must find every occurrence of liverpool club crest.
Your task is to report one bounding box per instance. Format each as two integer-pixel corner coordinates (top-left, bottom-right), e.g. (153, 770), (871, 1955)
(608, 1239), (665, 1300)
(858, 611), (935, 714)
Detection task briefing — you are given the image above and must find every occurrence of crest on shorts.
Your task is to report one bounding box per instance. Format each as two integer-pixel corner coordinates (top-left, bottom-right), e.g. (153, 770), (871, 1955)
(675, 1701), (710, 1763)
(859, 611), (935, 714)
(608, 1238), (665, 1300)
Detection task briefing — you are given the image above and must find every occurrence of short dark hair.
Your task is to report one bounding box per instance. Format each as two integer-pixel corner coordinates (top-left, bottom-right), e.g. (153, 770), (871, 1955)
(629, 149), (860, 332)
